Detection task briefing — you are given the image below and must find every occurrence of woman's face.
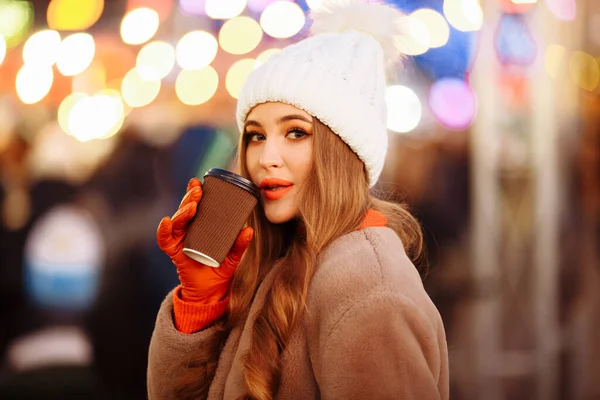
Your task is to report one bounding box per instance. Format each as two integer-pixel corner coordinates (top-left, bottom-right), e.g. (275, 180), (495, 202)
(244, 102), (314, 224)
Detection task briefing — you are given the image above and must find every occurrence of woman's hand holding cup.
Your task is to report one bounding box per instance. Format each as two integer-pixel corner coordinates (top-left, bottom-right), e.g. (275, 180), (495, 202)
(157, 177), (254, 304)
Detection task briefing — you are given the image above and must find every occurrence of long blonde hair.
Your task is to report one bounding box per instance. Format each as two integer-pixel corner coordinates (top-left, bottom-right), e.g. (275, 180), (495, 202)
(175, 118), (424, 399)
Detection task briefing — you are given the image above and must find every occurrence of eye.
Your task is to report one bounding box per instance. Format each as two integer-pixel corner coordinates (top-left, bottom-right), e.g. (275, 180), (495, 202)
(244, 132), (265, 142)
(286, 128), (309, 140)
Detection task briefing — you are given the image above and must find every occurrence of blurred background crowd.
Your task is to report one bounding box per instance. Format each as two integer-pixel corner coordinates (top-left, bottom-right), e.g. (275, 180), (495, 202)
(0, 0), (598, 399)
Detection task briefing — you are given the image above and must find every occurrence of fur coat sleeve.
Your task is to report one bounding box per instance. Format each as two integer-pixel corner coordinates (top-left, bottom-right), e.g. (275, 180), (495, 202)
(307, 228), (449, 400)
(147, 292), (226, 400)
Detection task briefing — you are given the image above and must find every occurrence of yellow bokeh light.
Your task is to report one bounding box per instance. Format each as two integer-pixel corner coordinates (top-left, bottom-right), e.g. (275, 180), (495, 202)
(256, 48), (280, 66)
(47, 0), (104, 31)
(0, 34), (6, 65)
(176, 31), (218, 70)
(386, 85), (422, 133)
(394, 15), (430, 56)
(120, 7), (159, 45)
(411, 9), (450, 48)
(205, 0), (247, 19)
(16, 64), (54, 104)
(56, 33), (95, 76)
(226, 58), (256, 99)
(0, 0), (33, 48)
(121, 67), (161, 107)
(175, 67), (219, 105)
(260, 1), (305, 39)
(105, 78), (132, 116)
(569, 51), (600, 92)
(72, 60), (106, 94)
(219, 16), (263, 55)
(68, 91), (125, 142)
(84, 90), (124, 140)
(136, 40), (175, 81)
(58, 92), (87, 136)
(23, 30), (61, 66)
(545, 44), (565, 79)
(443, 0), (483, 32)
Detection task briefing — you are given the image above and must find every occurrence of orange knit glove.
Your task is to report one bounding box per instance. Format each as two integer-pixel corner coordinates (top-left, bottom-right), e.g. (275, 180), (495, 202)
(157, 177), (254, 304)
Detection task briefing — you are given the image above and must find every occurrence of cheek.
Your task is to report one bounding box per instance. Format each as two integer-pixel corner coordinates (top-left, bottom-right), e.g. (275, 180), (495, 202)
(290, 144), (313, 182)
(245, 147), (259, 177)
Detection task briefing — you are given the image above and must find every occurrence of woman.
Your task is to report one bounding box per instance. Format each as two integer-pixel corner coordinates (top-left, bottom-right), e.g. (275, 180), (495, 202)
(148, 1), (449, 399)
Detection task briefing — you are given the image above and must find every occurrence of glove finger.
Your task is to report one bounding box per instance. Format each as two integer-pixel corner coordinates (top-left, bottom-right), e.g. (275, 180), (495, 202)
(157, 216), (174, 252)
(186, 177), (201, 192)
(171, 202), (196, 238)
(178, 186), (202, 209)
(217, 227), (254, 278)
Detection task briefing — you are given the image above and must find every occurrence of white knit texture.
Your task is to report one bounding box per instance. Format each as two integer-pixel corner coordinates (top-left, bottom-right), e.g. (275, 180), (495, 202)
(236, 1), (406, 187)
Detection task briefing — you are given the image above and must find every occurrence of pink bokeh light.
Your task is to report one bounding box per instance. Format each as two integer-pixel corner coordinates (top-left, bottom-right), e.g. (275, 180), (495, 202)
(545, 0), (576, 21)
(179, 0), (207, 15)
(429, 78), (477, 131)
(247, 0), (281, 13)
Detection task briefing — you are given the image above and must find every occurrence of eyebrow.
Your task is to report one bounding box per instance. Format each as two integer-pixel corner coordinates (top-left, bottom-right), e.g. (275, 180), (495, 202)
(244, 114), (312, 129)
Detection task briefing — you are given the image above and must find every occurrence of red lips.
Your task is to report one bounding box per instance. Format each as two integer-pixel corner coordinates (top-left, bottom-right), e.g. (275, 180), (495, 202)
(259, 177), (294, 201)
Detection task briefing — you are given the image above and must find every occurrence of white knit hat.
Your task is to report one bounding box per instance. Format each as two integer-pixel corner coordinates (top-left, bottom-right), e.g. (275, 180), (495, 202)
(236, 0), (407, 187)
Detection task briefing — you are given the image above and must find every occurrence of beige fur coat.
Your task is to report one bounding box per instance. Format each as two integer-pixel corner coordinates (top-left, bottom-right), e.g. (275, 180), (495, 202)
(148, 227), (449, 399)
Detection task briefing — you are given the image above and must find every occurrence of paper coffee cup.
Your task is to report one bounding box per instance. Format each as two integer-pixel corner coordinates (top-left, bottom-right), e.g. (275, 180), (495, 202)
(182, 168), (259, 267)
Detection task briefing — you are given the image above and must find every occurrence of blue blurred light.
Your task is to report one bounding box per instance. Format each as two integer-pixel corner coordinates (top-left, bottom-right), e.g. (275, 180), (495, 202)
(415, 28), (476, 80)
(385, 0), (477, 80)
(25, 260), (101, 311)
(295, 0), (310, 13)
(495, 13), (537, 66)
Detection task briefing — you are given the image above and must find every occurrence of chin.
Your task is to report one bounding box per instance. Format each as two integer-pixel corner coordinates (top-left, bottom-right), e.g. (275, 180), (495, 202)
(263, 203), (297, 225)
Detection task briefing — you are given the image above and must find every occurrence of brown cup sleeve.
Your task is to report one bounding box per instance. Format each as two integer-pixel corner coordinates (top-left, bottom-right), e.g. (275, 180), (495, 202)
(183, 176), (257, 265)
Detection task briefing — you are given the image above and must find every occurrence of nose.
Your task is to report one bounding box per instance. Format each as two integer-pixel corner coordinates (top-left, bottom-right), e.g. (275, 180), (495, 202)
(259, 137), (284, 169)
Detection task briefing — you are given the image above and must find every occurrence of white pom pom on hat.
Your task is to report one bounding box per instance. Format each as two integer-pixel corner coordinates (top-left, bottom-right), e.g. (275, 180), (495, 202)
(236, 0), (407, 187)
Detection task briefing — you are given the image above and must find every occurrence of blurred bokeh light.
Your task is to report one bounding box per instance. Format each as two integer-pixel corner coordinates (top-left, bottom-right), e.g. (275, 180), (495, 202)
(121, 67), (161, 107)
(47, 0), (104, 31)
(429, 78), (477, 130)
(56, 33), (95, 76)
(410, 8), (449, 48)
(545, 0), (576, 21)
(545, 44), (566, 78)
(16, 64), (54, 104)
(22, 29), (61, 66)
(136, 40), (175, 81)
(67, 90), (125, 141)
(0, 0), (34, 48)
(175, 66), (219, 105)
(120, 7), (159, 45)
(219, 16), (263, 55)
(569, 50), (600, 91)
(179, 0), (206, 15)
(176, 30), (218, 70)
(24, 205), (104, 311)
(260, 1), (305, 39)
(247, 0), (277, 13)
(396, 15), (431, 56)
(386, 85), (422, 133)
(226, 58), (258, 98)
(0, 33), (6, 65)
(205, 0), (246, 19)
(443, 0), (483, 32)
